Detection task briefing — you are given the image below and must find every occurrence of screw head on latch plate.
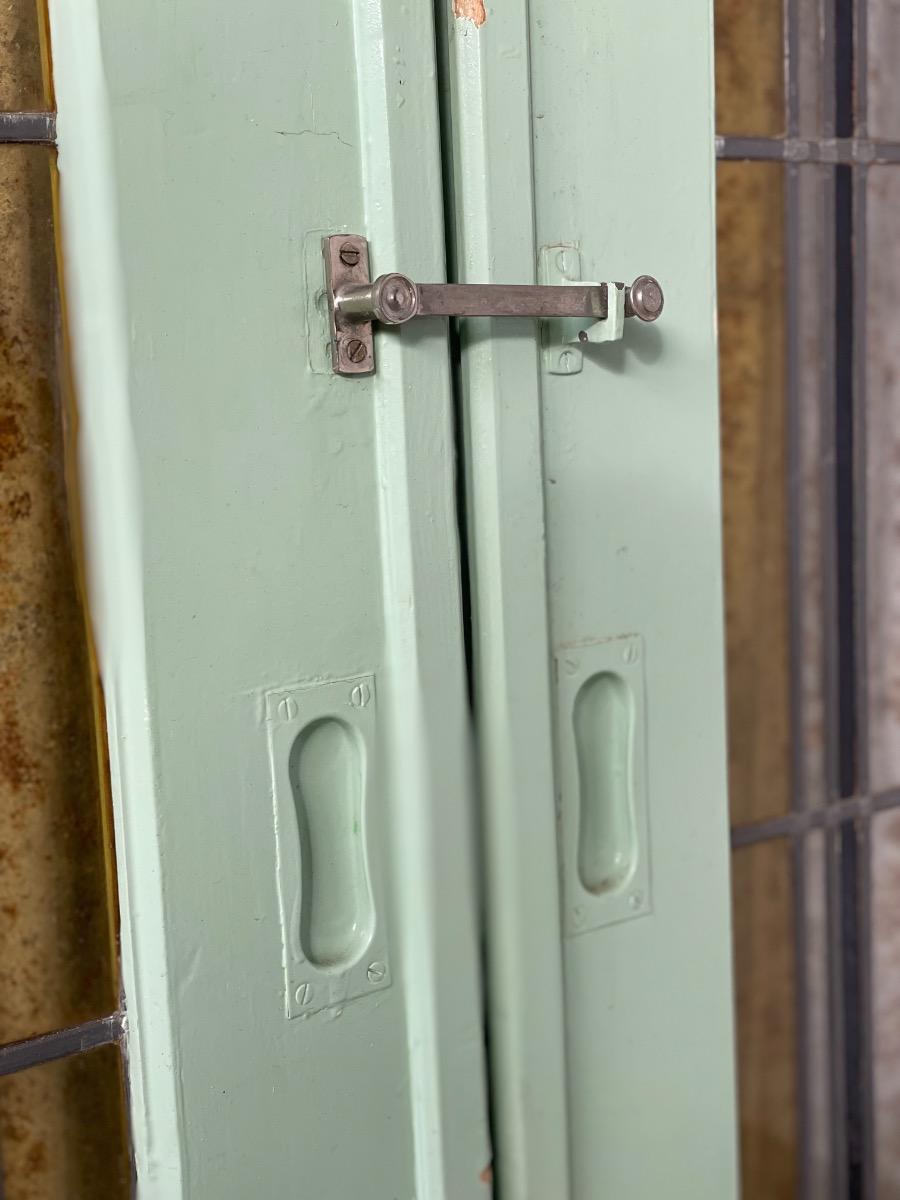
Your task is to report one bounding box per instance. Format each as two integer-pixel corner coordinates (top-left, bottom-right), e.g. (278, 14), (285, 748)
(339, 242), (361, 267)
(344, 337), (368, 364)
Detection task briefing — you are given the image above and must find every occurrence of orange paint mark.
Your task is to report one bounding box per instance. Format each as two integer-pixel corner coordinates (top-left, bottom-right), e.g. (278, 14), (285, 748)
(453, 0), (486, 26)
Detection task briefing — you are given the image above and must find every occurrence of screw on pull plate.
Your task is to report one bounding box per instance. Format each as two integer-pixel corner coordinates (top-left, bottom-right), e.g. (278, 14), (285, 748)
(339, 242), (361, 267)
(344, 337), (368, 364)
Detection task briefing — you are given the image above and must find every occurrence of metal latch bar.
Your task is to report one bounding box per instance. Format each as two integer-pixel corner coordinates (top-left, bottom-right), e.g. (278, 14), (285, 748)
(323, 233), (664, 377)
(338, 279), (613, 322)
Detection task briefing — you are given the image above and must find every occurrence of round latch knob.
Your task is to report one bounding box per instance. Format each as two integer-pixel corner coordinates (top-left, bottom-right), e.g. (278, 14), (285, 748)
(628, 275), (664, 322)
(372, 273), (420, 324)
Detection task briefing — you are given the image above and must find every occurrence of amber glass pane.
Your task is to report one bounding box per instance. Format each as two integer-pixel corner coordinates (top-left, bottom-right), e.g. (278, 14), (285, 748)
(0, 0), (47, 111)
(718, 162), (791, 824)
(0, 1045), (130, 1198)
(0, 146), (117, 1043)
(732, 839), (799, 1198)
(874, 808), (900, 1194)
(714, 0), (784, 136)
(867, 168), (900, 794)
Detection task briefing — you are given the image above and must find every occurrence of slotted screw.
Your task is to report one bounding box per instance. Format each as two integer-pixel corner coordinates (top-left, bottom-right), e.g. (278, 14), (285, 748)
(339, 242), (361, 267)
(344, 338), (367, 364)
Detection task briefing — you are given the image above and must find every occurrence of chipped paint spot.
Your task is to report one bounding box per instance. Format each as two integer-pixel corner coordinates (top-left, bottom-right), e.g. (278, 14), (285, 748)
(454, 0), (486, 27)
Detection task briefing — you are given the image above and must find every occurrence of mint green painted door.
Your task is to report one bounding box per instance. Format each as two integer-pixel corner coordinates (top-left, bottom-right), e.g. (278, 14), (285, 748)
(49, 0), (737, 1196)
(436, 2), (740, 1198)
(49, 2), (490, 1197)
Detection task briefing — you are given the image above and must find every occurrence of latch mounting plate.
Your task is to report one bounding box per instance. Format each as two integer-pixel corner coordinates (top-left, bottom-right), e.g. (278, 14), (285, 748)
(324, 234), (375, 378)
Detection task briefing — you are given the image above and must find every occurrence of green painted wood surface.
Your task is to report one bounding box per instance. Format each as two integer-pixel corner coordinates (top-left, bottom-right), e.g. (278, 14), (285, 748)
(49, 0), (737, 1193)
(441, 2), (740, 1197)
(434, 8), (572, 1197)
(48, 1), (491, 1195)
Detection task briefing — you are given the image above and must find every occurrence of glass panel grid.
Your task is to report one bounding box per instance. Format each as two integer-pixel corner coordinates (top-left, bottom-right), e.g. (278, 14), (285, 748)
(0, 6), (129, 1198)
(873, 807), (900, 1193)
(866, 166), (900, 796)
(716, 0), (900, 1196)
(717, 160), (791, 827)
(732, 840), (800, 1197)
(714, 0), (786, 137)
(0, 145), (117, 1047)
(867, 0), (900, 138)
(0, 0), (47, 113)
(0, 1044), (131, 1199)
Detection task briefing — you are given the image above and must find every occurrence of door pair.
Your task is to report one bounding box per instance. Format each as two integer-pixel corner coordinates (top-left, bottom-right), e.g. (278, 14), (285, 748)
(51, 0), (738, 1194)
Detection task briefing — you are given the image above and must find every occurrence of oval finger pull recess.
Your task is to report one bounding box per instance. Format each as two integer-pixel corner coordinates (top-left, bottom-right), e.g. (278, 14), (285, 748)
(290, 718), (374, 971)
(266, 676), (390, 1019)
(557, 636), (652, 936)
(574, 671), (638, 897)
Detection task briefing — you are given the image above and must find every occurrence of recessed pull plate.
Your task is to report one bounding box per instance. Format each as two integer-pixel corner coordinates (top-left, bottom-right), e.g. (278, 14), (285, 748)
(556, 635), (652, 936)
(265, 674), (390, 1018)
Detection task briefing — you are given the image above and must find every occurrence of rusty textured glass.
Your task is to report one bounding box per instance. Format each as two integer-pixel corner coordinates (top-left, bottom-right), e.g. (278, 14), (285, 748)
(718, 162), (792, 825)
(801, 830), (832, 1193)
(0, 0), (47, 112)
(793, 166), (828, 809)
(0, 145), (118, 1044)
(795, 0), (824, 135)
(869, 0), (900, 139)
(714, 0), (785, 137)
(874, 807), (900, 1193)
(0, 1045), (130, 1198)
(867, 167), (900, 794)
(732, 839), (799, 1199)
